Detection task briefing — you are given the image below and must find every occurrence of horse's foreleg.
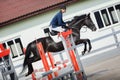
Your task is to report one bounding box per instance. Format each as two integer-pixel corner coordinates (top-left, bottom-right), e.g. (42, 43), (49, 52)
(86, 39), (92, 52)
(82, 41), (87, 55)
(76, 39), (87, 55)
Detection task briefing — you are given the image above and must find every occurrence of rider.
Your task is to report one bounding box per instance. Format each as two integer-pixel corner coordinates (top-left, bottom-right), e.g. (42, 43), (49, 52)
(49, 5), (69, 35)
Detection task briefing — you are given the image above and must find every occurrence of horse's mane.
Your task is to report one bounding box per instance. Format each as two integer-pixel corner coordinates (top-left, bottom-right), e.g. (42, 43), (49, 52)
(66, 14), (86, 26)
(74, 14), (86, 21)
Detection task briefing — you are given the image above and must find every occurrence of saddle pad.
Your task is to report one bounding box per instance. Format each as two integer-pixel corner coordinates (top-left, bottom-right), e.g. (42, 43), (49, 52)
(50, 34), (62, 43)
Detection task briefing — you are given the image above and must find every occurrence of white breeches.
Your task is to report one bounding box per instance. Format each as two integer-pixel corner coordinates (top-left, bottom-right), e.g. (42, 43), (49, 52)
(49, 26), (65, 32)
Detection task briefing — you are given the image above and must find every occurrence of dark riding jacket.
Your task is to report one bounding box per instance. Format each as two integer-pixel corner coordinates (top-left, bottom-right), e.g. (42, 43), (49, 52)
(50, 11), (66, 28)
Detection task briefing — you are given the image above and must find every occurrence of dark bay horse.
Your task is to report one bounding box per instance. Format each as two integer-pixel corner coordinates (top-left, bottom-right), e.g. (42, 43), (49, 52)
(22, 13), (96, 76)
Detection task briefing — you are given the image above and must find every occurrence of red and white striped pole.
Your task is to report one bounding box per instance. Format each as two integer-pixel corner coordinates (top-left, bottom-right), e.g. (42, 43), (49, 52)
(36, 42), (53, 80)
(47, 52), (58, 77)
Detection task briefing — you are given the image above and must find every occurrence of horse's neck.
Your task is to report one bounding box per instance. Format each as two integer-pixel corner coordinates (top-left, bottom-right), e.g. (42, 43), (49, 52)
(69, 19), (77, 26)
(75, 20), (85, 30)
(72, 28), (80, 38)
(71, 20), (85, 38)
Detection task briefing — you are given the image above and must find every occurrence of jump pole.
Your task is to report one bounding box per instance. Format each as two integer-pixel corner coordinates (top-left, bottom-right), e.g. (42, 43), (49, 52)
(36, 42), (53, 80)
(47, 52), (59, 77)
(35, 46), (71, 79)
(70, 32), (87, 80)
(59, 29), (83, 80)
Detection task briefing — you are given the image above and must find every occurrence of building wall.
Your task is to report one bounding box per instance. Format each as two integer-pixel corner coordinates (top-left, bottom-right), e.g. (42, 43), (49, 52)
(0, 0), (110, 38)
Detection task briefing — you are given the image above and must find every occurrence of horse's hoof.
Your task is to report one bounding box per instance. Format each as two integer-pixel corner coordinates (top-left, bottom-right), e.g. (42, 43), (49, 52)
(25, 72), (32, 76)
(88, 50), (90, 53)
(88, 49), (92, 53)
(88, 47), (92, 52)
(82, 51), (85, 55)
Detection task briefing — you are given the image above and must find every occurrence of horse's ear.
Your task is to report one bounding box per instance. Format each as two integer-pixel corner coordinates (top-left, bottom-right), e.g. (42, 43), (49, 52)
(87, 13), (90, 17)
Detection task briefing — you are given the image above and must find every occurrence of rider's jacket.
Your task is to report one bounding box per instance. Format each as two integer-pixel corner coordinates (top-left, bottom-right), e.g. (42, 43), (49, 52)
(50, 11), (66, 28)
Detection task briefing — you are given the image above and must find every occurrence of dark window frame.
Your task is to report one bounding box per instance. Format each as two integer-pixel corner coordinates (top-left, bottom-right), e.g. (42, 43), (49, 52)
(3, 38), (24, 58)
(94, 4), (120, 29)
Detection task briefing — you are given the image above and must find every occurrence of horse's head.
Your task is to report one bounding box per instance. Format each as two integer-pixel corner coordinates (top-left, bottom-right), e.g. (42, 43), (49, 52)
(84, 13), (96, 31)
(73, 13), (97, 31)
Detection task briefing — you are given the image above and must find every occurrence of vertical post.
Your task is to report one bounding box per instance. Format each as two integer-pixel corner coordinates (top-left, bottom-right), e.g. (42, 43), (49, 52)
(111, 27), (119, 47)
(32, 72), (36, 80)
(0, 43), (18, 80)
(59, 30), (83, 80)
(47, 52), (58, 77)
(70, 35), (87, 80)
(36, 42), (53, 80)
(66, 37), (83, 80)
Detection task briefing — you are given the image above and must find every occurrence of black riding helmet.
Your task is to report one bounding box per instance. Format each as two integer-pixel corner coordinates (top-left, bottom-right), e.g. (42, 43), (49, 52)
(60, 4), (66, 10)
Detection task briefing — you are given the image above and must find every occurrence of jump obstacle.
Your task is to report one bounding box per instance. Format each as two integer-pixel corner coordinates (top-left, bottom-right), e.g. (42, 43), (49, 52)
(23, 44), (71, 80)
(58, 29), (87, 80)
(0, 43), (18, 80)
(23, 29), (87, 80)
(34, 42), (73, 80)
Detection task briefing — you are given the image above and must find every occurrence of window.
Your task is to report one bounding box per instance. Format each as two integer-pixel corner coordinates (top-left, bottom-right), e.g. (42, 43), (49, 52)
(108, 7), (118, 23)
(3, 38), (24, 58)
(15, 38), (24, 56)
(94, 11), (104, 28)
(101, 9), (111, 26)
(115, 4), (120, 20)
(7, 41), (18, 58)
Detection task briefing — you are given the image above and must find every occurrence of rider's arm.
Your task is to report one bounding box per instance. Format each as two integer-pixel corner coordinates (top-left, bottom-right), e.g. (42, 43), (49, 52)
(57, 12), (66, 27)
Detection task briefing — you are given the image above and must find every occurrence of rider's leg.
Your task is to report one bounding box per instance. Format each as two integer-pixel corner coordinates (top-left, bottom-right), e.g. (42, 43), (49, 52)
(50, 26), (66, 32)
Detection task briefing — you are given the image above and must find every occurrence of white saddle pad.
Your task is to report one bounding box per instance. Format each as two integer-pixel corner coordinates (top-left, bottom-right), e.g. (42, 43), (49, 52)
(50, 34), (62, 43)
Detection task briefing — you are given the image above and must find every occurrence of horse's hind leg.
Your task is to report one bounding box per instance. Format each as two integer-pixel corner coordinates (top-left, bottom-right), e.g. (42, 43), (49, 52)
(25, 63), (33, 76)
(25, 56), (40, 76)
(27, 56), (40, 64)
(25, 48), (40, 76)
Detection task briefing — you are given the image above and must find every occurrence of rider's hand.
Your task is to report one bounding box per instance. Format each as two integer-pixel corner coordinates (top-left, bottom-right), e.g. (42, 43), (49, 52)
(66, 23), (69, 27)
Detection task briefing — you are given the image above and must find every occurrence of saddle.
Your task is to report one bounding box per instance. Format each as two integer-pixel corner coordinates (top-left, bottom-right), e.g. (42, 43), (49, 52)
(50, 30), (59, 36)
(49, 30), (62, 43)
(44, 28), (59, 36)
(44, 28), (61, 43)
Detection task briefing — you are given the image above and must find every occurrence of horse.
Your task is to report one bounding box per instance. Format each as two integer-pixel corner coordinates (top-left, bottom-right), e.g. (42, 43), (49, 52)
(21, 13), (97, 76)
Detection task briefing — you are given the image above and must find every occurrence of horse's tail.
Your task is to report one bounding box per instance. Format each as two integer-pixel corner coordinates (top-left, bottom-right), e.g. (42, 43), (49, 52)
(21, 43), (32, 74)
